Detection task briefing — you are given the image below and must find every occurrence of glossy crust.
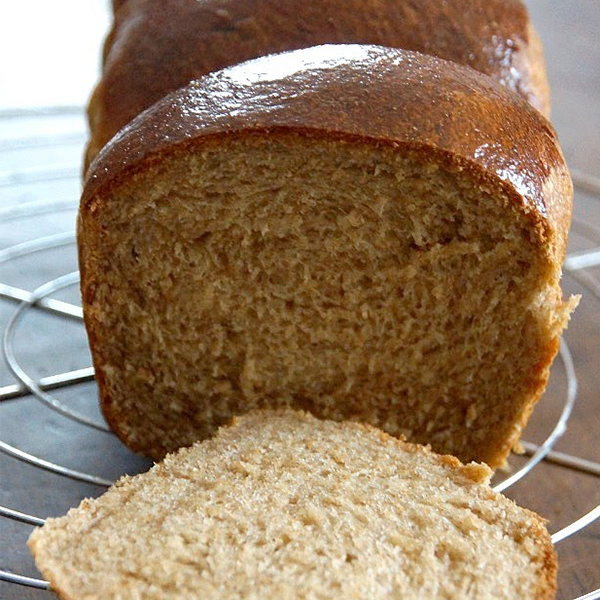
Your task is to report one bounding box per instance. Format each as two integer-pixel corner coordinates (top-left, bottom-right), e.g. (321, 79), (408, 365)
(83, 45), (570, 260)
(86, 0), (550, 167)
(80, 45), (572, 469)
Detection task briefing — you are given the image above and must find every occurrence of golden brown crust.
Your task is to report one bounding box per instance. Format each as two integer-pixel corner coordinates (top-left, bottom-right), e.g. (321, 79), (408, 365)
(76, 211), (128, 450)
(85, 0), (550, 168)
(538, 535), (559, 600)
(83, 45), (571, 263)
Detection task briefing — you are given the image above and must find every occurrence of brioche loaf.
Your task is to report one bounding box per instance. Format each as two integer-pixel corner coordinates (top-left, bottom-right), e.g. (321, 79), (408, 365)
(86, 0), (549, 167)
(79, 45), (575, 467)
(29, 410), (557, 600)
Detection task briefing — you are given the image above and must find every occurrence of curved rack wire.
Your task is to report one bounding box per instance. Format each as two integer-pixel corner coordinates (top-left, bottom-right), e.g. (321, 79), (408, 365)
(0, 108), (599, 600)
(3, 272), (108, 431)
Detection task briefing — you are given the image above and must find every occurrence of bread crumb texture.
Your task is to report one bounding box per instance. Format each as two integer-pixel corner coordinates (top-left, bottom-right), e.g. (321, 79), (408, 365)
(29, 410), (556, 600)
(81, 135), (575, 467)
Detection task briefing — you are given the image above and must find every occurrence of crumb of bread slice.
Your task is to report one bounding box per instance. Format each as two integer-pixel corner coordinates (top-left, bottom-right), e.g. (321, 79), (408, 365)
(29, 409), (556, 600)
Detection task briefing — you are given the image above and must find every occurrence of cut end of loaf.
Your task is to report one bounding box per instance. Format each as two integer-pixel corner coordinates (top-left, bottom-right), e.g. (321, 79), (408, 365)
(80, 132), (573, 468)
(29, 409), (557, 600)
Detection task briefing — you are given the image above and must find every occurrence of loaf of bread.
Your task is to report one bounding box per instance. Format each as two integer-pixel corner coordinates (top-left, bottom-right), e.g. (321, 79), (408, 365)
(29, 410), (557, 600)
(79, 45), (575, 467)
(86, 0), (549, 167)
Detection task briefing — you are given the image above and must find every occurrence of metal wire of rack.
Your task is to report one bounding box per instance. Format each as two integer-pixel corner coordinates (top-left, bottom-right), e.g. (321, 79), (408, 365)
(0, 107), (598, 600)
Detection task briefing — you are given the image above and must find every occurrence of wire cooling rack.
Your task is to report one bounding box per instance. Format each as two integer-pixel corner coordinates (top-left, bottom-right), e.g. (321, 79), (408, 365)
(0, 107), (599, 600)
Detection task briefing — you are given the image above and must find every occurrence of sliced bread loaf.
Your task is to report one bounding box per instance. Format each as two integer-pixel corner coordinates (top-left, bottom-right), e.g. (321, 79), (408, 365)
(86, 0), (549, 166)
(29, 410), (557, 600)
(79, 45), (575, 467)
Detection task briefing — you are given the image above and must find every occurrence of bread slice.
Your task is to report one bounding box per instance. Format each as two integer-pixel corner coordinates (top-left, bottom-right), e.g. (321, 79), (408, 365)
(29, 410), (556, 600)
(79, 45), (575, 467)
(86, 0), (549, 166)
